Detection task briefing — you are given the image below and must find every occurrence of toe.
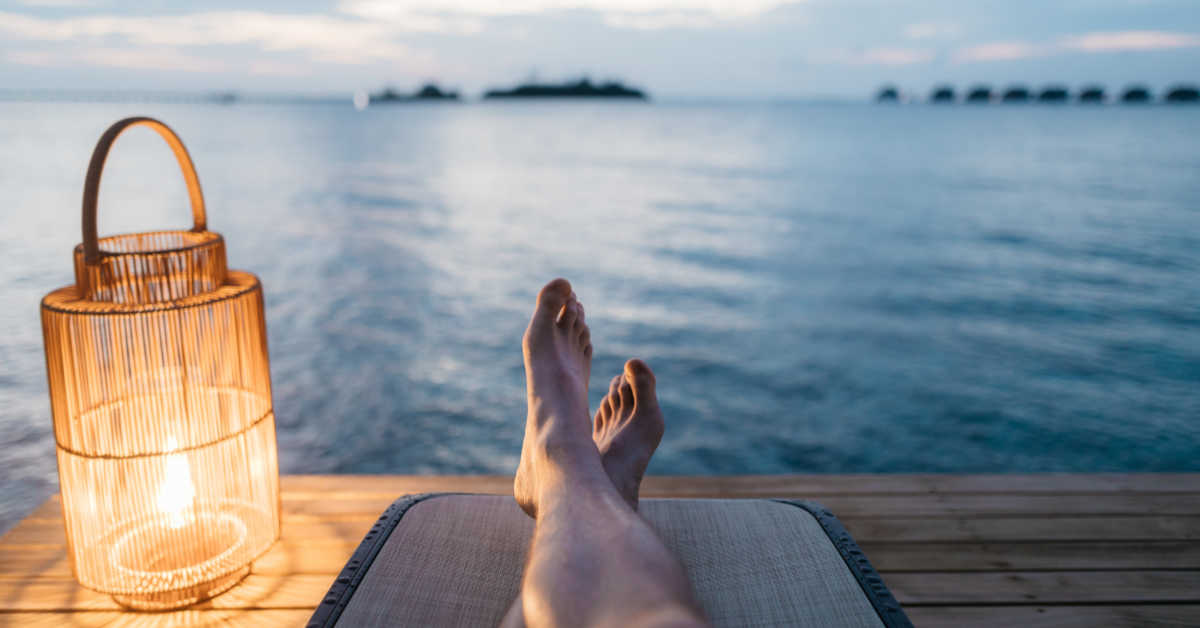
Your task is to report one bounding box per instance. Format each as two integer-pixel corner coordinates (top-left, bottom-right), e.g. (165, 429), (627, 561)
(618, 378), (634, 412)
(558, 298), (580, 328)
(625, 358), (657, 402)
(608, 374), (622, 398)
(534, 278), (572, 321)
(579, 326), (591, 349)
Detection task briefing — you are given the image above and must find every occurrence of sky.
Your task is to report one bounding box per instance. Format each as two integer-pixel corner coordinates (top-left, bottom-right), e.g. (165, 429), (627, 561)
(1, 0), (1199, 100)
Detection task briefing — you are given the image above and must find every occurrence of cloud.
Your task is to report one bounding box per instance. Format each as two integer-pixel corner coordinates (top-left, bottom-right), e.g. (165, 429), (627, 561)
(602, 11), (717, 30)
(338, 0), (796, 29)
(952, 41), (1045, 63)
(340, 0), (792, 19)
(818, 47), (934, 66)
(14, 0), (105, 7)
(903, 21), (961, 40)
(1060, 30), (1200, 53)
(951, 30), (1200, 64)
(0, 11), (435, 68)
(855, 48), (935, 66)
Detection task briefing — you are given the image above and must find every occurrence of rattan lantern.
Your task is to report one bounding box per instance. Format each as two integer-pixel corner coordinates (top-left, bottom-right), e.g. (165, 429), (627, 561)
(40, 117), (280, 610)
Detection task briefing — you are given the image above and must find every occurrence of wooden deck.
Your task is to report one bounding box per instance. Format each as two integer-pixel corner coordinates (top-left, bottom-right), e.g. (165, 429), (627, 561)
(2, 473), (1199, 627)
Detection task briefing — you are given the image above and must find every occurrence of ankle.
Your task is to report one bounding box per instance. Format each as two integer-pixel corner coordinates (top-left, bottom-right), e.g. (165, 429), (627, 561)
(534, 460), (621, 516)
(527, 394), (588, 430)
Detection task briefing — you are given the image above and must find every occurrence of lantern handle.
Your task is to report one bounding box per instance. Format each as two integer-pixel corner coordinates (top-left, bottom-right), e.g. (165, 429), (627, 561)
(81, 117), (207, 264)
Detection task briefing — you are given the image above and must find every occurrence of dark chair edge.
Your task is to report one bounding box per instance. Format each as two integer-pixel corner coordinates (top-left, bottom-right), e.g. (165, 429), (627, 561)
(306, 492), (446, 628)
(774, 499), (914, 628)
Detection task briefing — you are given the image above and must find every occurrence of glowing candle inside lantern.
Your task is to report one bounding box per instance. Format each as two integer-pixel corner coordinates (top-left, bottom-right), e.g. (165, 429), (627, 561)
(157, 436), (195, 529)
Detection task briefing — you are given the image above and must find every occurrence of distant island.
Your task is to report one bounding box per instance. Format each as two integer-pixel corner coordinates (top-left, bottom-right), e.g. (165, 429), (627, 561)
(370, 83), (460, 103)
(484, 79), (647, 100)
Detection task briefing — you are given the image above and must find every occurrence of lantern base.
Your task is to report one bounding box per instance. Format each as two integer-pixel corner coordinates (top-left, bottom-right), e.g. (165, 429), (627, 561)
(112, 564), (250, 610)
(95, 500), (272, 611)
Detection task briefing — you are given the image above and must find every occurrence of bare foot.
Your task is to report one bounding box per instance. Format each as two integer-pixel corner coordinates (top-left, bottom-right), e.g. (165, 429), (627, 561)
(594, 359), (665, 511)
(514, 278), (599, 518)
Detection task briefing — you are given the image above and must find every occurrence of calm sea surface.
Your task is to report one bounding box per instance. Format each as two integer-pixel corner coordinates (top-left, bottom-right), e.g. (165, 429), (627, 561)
(1, 101), (1198, 531)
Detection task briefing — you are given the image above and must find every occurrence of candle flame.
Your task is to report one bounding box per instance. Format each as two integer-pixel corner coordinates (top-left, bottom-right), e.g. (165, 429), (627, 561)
(157, 436), (195, 529)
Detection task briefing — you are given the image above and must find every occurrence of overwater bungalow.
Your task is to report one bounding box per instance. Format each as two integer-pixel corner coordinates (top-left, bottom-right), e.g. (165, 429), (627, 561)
(1121, 86), (1152, 103)
(1165, 85), (1199, 103)
(965, 85), (993, 104)
(1001, 86), (1031, 103)
(1078, 85), (1106, 103)
(929, 85), (955, 103)
(1037, 85), (1070, 103)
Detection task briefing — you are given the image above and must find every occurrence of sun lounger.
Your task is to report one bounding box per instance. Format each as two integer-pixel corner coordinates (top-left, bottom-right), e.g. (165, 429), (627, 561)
(307, 494), (911, 627)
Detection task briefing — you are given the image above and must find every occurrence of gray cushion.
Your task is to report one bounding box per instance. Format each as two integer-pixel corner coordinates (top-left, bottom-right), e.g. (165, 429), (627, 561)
(309, 494), (910, 627)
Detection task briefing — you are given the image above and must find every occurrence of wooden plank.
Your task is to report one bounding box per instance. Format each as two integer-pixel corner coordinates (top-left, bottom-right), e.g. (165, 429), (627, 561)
(280, 475), (512, 497)
(272, 493), (1200, 520)
(646, 473), (1200, 495)
(905, 605), (1200, 628)
(887, 570), (1200, 605)
(0, 610), (312, 627)
(841, 516), (1200, 542)
(9, 570), (1200, 612)
(21, 492), (1200, 523)
(21, 497), (397, 523)
(862, 541), (1200, 572)
(0, 538), (359, 580)
(19, 606), (1197, 628)
(11, 515), (1189, 546)
(817, 493), (1200, 518)
(11, 539), (1198, 581)
(1, 518), (375, 548)
(279, 474), (1200, 496)
(16, 475), (1200, 528)
(0, 574), (334, 612)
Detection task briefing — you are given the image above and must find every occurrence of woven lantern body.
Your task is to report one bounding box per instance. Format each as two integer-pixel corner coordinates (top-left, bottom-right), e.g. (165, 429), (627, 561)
(40, 118), (280, 610)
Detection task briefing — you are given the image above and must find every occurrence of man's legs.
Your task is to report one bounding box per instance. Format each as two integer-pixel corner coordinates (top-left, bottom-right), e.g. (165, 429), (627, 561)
(503, 279), (707, 628)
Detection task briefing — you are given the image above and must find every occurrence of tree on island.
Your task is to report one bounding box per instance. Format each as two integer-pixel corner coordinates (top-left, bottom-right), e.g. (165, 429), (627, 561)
(370, 83), (460, 103)
(483, 78), (647, 99)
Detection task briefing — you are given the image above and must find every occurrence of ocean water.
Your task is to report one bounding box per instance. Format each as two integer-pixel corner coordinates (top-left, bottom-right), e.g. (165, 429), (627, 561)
(1, 101), (1198, 532)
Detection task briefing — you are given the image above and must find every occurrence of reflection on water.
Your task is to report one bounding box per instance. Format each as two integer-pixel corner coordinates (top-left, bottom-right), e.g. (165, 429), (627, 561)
(2, 101), (1199, 531)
